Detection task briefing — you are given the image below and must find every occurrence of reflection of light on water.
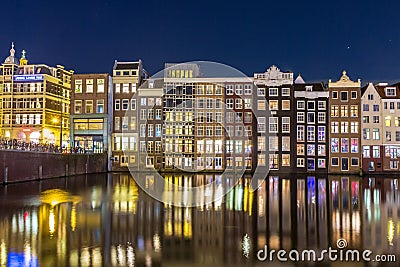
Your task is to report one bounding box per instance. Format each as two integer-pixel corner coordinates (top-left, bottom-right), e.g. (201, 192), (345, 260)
(242, 234), (251, 258)
(184, 208), (192, 238)
(269, 235), (279, 249)
(397, 222), (400, 236)
(49, 208), (55, 237)
(70, 250), (78, 266)
(127, 243), (135, 267)
(117, 245), (125, 265)
(153, 234), (161, 253)
(214, 185), (223, 210)
(91, 201), (96, 210)
(24, 241), (31, 266)
(92, 247), (102, 267)
(258, 196), (264, 216)
(388, 219), (394, 246)
(145, 254), (151, 267)
(0, 240), (7, 266)
(80, 247), (90, 267)
(71, 204), (76, 231)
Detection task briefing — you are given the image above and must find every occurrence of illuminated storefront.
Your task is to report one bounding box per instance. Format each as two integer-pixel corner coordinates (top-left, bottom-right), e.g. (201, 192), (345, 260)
(70, 74), (112, 154)
(0, 43), (73, 145)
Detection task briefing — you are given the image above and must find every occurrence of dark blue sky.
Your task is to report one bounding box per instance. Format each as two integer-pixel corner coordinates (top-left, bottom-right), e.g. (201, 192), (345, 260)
(1, 0), (400, 83)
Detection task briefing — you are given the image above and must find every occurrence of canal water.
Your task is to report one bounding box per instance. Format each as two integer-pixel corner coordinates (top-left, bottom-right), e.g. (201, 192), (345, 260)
(0, 173), (398, 266)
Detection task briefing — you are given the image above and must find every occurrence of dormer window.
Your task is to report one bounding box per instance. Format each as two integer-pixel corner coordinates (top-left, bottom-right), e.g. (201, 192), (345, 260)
(386, 87), (396, 97)
(306, 86), (313, 92)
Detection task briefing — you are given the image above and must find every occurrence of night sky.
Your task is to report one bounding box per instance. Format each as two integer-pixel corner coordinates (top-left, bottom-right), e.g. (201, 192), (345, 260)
(1, 0), (400, 83)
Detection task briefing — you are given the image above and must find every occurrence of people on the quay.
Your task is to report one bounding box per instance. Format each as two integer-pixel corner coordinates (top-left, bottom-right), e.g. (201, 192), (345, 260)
(0, 138), (89, 154)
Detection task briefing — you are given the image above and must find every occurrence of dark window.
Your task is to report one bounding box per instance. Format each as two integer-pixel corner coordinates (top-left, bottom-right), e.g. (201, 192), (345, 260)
(341, 91), (348, 101)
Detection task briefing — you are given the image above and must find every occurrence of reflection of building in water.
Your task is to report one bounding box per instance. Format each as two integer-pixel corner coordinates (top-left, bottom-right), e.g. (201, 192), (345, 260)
(159, 173), (255, 265)
(0, 174), (164, 267)
(362, 178), (400, 257)
(329, 175), (361, 249)
(1, 173), (399, 266)
(256, 176), (293, 252)
(296, 175), (329, 250)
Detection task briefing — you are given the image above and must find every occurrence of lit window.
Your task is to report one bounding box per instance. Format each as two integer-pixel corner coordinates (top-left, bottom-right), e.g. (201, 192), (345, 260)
(86, 79), (93, 93)
(362, 146), (370, 158)
(282, 100), (290, 110)
(96, 99), (104, 113)
(282, 154), (290, 166)
(297, 144), (304, 155)
(341, 105), (348, 117)
(75, 80), (82, 93)
(97, 79), (105, 93)
(341, 122), (348, 133)
(269, 136), (278, 151)
(331, 138), (339, 153)
(85, 100), (93, 113)
(385, 116), (391, 127)
(269, 100), (278, 110)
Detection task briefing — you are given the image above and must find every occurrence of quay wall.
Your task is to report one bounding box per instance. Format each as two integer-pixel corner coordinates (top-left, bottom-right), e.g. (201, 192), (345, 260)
(0, 150), (107, 184)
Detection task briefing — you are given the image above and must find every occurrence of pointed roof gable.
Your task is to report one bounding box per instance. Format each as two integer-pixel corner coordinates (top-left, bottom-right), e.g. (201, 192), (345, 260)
(294, 74), (305, 84)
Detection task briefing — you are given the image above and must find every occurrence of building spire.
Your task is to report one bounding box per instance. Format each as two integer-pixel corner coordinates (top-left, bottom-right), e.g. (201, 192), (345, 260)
(20, 49), (28, 65)
(10, 42), (15, 57)
(4, 42), (18, 64)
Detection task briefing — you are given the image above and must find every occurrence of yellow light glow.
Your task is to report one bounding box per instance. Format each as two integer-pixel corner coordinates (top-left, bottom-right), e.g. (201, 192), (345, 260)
(40, 189), (81, 207)
(71, 204), (76, 231)
(0, 240), (7, 266)
(49, 208), (55, 237)
(388, 219), (394, 246)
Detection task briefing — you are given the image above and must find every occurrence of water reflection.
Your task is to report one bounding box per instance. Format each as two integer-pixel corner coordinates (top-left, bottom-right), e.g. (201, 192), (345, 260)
(0, 173), (398, 266)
